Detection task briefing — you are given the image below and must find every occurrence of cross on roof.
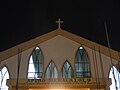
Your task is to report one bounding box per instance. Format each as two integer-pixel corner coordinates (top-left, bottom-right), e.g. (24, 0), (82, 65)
(56, 18), (63, 28)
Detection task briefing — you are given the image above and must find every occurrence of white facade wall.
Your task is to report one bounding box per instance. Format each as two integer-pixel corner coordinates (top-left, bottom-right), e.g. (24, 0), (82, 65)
(0, 35), (118, 79)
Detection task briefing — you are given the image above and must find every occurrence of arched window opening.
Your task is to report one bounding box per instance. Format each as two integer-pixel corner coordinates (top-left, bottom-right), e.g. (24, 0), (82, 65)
(116, 61), (120, 73)
(0, 67), (9, 90)
(62, 60), (73, 78)
(45, 60), (58, 78)
(109, 66), (120, 90)
(75, 46), (91, 78)
(28, 47), (44, 79)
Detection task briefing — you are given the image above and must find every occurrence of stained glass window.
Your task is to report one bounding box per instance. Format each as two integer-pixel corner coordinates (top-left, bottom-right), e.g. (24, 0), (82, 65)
(28, 47), (44, 79)
(0, 67), (9, 90)
(75, 46), (91, 78)
(109, 66), (120, 90)
(62, 60), (74, 78)
(45, 60), (58, 78)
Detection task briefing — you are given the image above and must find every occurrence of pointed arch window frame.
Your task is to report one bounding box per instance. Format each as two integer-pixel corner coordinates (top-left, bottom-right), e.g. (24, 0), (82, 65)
(75, 46), (91, 78)
(45, 60), (59, 78)
(61, 60), (74, 78)
(109, 66), (120, 90)
(28, 46), (44, 79)
(0, 66), (10, 90)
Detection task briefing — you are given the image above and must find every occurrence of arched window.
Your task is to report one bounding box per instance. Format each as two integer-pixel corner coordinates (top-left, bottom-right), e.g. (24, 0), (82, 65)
(61, 60), (74, 78)
(109, 66), (120, 90)
(0, 66), (9, 90)
(28, 47), (44, 79)
(45, 60), (58, 78)
(75, 46), (91, 78)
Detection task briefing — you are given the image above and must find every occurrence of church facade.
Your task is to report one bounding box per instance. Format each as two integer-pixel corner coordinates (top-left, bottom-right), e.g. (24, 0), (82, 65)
(0, 20), (120, 90)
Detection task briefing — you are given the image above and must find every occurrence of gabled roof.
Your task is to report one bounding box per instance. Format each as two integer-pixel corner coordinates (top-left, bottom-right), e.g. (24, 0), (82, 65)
(0, 28), (120, 61)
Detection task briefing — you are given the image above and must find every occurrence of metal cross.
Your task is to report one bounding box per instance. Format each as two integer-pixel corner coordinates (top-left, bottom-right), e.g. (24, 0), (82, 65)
(56, 18), (63, 28)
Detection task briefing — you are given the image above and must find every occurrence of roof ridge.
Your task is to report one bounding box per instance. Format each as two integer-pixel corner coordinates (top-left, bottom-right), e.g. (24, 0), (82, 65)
(0, 29), (119, 61)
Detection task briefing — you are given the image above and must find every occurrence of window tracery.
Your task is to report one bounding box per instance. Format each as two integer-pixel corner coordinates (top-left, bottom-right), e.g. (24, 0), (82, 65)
(75, 46), (91, 78)
(28, 47), (44, 79)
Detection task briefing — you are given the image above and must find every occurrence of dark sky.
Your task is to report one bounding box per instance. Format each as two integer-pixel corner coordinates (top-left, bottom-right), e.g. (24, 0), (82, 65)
(0, 0), (120, 52)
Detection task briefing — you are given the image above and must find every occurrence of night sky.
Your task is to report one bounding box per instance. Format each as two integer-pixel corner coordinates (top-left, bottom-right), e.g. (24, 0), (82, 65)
(0, 0), (120, 52)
